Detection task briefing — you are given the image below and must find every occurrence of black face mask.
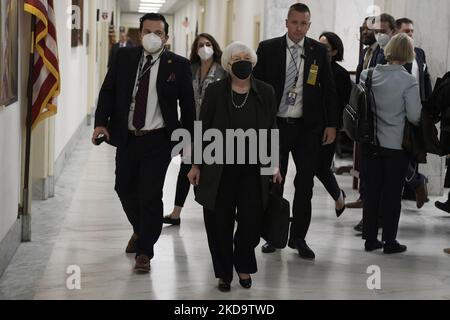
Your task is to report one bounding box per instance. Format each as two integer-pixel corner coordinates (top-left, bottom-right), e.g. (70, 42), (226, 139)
(231, 60), (253, 80)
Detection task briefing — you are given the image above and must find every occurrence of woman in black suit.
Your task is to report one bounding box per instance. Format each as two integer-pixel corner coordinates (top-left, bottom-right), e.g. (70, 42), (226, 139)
(188, 42), (282, 292)
(316, 32), (352, 217)
(163, 33), (226, 226)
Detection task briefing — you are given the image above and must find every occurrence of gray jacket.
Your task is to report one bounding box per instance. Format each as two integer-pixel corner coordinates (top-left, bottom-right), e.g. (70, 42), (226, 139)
(191, 63), (227, 119)
(361, 64), (422, 150)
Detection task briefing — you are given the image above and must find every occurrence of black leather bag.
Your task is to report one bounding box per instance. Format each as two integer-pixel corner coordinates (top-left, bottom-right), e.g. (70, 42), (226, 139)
(262, 184), (290, 249)
(343, 69), (377, 145)
(402, 121), (427, 164)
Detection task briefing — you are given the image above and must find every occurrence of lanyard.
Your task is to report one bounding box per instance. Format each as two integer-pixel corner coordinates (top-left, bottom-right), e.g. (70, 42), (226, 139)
(131, 50), (164, 105)
(287, 45), (305, 89)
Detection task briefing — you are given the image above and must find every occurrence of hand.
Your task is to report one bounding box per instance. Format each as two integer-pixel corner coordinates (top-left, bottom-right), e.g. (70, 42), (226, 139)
(188, 165), (201, 186)
(322, 127), (336, 145)
(92, 127), (110, 145)
(272, 168), (283, 184)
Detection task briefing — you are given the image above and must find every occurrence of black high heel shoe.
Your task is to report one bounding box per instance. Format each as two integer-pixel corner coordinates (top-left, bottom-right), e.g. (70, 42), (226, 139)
(238, 276), (252, 289)
(218, 279), (231, 292)
(336, 190), (347, 218)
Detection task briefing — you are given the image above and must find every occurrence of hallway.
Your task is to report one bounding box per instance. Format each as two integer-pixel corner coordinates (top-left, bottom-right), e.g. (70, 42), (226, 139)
(1, 129), (449, 300)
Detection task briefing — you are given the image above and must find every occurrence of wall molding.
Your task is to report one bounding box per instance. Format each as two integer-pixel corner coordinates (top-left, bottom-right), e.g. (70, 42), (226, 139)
(32, 116), (90, 200)
(0, 219), (21, 278)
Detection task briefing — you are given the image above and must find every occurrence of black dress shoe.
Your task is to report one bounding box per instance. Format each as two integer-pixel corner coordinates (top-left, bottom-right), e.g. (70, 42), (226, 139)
(435, 201), (450, 214)
(238, 276), (252, 289)
(354, 219), (363, 232)
(218, 279), (231, 292)
(261, 242), (276, 254)
(296, 240), (315, 260)
(336, 190), (346, 218)
(365, 240), (383, 252)
(163, 215), (181, 226)
(384, 241), (407, 254)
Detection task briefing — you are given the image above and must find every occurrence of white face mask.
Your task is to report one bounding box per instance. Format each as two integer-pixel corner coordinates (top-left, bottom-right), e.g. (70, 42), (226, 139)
(198, 46), (214, 61)
(375, 33), (391, 48)
(142, 33), (163, 54)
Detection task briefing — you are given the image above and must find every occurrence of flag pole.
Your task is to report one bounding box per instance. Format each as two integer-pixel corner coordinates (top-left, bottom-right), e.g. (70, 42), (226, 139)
(21, 14), (36, 242)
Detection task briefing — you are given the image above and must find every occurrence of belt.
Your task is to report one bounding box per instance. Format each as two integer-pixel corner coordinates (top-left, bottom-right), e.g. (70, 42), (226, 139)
(128, 129), (164, 137)
(277, 117), (303, 125)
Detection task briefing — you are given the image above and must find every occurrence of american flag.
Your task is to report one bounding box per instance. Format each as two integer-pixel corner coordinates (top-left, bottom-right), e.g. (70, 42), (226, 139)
(24, 0), (60, 129)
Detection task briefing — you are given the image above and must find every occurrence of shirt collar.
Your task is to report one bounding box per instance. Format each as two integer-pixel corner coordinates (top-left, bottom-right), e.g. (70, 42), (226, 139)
(375, 64), (404, 71)
(143, 47), (164, 61)
(368, 42), (379, 51)
(286, 34), (305, 49)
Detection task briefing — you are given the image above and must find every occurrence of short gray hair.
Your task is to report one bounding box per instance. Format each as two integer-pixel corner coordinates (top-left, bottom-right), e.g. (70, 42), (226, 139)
(384, 33), (415, 64)
(221, 41), (258, 72)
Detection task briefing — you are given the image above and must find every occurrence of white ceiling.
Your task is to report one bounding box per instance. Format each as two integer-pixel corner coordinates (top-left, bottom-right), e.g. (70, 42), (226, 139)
(119, 0), (187, 14)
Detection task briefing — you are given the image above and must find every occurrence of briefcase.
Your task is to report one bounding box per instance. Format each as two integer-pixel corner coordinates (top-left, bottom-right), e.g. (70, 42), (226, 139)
(262, 184), (290, 249)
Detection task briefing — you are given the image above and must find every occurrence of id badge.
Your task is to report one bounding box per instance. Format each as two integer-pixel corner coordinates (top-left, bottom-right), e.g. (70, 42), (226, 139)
(307, 64), (319, 86)
(286, 91), (298, 106)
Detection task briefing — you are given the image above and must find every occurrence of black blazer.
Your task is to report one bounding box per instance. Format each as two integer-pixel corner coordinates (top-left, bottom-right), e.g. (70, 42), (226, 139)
(194, 77), (278, 211)
(331, 62), (352, 129)
(253, 35), (338, 129)
(355, 44), (385, 83)
(95, 47), (196, 148)
(404, 48), (433, 103)
(108, 41), (134, 69)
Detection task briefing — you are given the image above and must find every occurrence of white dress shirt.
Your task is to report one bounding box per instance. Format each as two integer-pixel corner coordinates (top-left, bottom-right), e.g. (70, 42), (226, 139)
(128, 49), (165, 131)
(278, 35), (305, 119)
(412, 58), (420, 83)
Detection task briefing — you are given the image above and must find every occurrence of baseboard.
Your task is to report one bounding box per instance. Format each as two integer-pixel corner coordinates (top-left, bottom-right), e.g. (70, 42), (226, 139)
(0, 219), (21, 278)
(32, 115), (90, 200)
(54, 115), (91, 184)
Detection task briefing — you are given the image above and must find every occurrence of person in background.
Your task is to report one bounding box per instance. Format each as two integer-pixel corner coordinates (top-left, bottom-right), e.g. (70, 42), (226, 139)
(93, 13), (196, 273)
(188, 42), (282, 292)
(351, 13), (396, 233)
(108, 27), (134, 68)
(360, 33), (421, 254)
(317, 32), (352, 217)
(253, 3), (338, 259)
(396, 17), (433, 209)
(163, 33), (226, 226)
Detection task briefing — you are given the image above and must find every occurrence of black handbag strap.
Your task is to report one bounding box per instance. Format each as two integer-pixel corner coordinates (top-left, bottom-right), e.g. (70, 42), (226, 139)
(365, 68), (380, 147)
(365, 68), (374, 89)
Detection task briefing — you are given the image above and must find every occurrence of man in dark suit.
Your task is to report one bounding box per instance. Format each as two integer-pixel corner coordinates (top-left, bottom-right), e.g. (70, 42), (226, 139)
(396, 17), (433, 209)
(253, 3), (338, 260)
(355, 17), (383, 84)
(93, 13), (195, 273)
(108, 27), (135, 69)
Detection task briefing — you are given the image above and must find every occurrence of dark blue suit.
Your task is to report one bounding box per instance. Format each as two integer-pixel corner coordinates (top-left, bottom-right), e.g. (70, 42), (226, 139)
(404, 47), (433, 201)
(356, 44), (386, 84)
(404, 47), (433, 102)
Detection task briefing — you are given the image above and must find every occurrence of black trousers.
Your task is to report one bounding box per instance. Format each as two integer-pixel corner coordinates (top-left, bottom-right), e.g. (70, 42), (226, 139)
(174, 163), (191, 207)
(361, 145), (409, 242)
(277, 118), (322, 242)
(115, 129), (172, 259)
(203, 165), (263, 283)
(316, 141), (341, 201)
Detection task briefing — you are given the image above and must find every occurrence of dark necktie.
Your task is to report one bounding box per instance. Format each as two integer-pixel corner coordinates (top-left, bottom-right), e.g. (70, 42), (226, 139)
(133, 55), (153, 131)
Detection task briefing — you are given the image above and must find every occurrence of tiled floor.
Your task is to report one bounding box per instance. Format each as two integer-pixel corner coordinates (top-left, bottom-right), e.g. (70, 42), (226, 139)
(1, 129), (449, 300)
